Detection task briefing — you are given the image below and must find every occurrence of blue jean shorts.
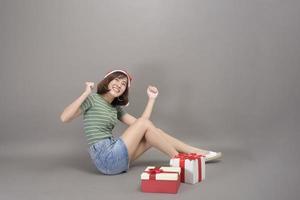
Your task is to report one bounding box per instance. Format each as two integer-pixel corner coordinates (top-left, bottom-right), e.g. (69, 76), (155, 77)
(88, 137), (129, 175)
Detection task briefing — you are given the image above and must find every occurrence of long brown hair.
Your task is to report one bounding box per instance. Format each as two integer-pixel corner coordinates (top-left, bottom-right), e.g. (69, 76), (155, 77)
(97, 72), (129, 107)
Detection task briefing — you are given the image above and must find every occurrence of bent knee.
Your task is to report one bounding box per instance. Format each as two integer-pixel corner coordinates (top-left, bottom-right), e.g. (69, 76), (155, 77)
(156, 128), (162, 132)
(136, 117), (154, 128)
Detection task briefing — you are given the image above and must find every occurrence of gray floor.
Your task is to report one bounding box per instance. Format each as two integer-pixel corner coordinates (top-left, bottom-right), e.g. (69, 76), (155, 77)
(1, 132), (299, 200)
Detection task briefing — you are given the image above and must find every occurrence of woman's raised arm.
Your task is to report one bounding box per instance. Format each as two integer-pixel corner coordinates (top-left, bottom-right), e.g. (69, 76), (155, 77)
(60, 82), (94, 123)
(141, 85), (159, 119)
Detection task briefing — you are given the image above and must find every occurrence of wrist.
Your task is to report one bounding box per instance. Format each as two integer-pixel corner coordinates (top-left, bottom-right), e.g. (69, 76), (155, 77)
(82, 91), (91, 97)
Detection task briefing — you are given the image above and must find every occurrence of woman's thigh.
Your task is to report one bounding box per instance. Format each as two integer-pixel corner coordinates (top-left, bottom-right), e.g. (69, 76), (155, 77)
(131, 137), (152, 161)
(120, 118), (152, 160)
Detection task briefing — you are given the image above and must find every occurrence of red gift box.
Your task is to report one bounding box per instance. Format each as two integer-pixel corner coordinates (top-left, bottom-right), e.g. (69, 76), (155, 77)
(140, 166), (181, 194)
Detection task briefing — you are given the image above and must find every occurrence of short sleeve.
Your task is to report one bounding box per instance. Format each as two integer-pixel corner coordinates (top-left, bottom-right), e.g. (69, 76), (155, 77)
(80, 94), (95, 113)
(116, 106), (127, 120)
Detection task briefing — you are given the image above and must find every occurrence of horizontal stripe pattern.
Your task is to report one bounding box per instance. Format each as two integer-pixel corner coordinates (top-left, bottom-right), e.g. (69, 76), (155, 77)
(80, 93), (126, 145)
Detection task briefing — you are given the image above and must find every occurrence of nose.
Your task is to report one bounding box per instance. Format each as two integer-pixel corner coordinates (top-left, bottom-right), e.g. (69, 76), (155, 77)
(114, 83), (121, 89)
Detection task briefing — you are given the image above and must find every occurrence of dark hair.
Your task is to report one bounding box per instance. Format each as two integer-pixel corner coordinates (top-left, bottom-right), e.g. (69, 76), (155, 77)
(97, 72), (129, 107)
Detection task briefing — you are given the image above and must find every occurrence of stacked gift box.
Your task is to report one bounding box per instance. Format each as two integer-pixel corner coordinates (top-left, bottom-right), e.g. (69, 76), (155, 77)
(140, 153), (206, 193)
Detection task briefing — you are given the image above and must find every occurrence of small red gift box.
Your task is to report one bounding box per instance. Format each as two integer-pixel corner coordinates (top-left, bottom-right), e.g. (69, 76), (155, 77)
(140, 166), (181, 194)
(170, 153), (205, 184)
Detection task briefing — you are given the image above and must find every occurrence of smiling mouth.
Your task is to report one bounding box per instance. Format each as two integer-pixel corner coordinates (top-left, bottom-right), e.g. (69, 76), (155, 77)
(112, 86), (120, 93)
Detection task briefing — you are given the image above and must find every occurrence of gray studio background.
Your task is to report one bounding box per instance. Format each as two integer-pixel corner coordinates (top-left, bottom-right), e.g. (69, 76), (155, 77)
(0, 0), (299, 200)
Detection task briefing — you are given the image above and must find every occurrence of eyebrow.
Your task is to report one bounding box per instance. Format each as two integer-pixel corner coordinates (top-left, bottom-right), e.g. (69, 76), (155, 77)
(116, 77), (127, 84)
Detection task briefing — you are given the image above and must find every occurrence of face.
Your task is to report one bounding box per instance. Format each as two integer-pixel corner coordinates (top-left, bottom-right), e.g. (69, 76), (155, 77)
(107, 76), (128, 97)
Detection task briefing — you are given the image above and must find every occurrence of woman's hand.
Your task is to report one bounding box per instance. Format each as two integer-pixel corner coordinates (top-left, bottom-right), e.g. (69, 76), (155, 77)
(60, 82), (94, 123)
(142, 85), (158, 119)
(147, 85), (159, 99)
(84, 82), (95, 95)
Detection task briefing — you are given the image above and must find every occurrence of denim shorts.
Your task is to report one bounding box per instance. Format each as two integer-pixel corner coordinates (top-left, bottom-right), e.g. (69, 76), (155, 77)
(88, 137), (129, 175)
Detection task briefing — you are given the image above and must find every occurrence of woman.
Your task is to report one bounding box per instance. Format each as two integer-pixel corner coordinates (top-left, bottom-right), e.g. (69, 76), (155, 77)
(60, 69), (222, 175)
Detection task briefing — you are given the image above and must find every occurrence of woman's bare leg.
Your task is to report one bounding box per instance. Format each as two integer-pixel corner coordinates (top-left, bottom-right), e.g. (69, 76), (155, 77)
(156, 128), (209, 155)
(120, 117), (178, 161)
(131, 136), (151, 161)
(130, 126), (209, 162)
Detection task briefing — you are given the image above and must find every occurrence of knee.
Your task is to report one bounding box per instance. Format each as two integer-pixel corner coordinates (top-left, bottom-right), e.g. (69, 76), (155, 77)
(136, 117), (154, 129)
(156, 128), (162, 132)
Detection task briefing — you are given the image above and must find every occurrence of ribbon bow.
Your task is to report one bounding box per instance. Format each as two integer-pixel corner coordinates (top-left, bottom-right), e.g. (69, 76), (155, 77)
(148, 167), (163, 174)
(145, 167), (179, 180)
(173, 153), (204, 182)
(176, 153), (205, 159)
(146, 167), (163, 180)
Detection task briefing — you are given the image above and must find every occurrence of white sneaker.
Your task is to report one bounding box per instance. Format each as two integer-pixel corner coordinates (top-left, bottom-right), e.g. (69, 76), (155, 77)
(205, 151), (222, 162)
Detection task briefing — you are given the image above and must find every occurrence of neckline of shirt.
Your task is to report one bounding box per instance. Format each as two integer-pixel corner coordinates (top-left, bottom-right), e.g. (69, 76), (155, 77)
(96, 93), (113, 108)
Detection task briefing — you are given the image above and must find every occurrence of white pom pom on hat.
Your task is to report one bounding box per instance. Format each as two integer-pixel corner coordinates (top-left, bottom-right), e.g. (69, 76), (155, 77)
(103, 69), (133, 88)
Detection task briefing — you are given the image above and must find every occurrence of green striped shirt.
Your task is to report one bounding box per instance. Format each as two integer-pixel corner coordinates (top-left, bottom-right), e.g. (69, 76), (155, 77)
(80, 93), (126, 145)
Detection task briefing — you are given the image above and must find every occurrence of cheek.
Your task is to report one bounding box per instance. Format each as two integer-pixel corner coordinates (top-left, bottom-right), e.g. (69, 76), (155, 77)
(108, 81), (115, 88)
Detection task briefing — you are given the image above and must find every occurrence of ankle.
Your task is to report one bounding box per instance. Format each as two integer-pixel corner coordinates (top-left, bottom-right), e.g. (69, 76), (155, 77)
(189, 147), (209, 155)
(170, 151), (179, 158)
